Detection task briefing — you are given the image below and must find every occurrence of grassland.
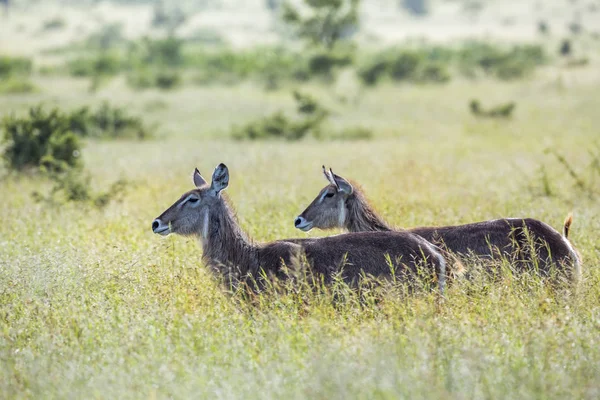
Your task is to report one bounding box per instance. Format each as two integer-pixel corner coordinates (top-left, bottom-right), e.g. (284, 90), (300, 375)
(2, 1), (600, 399)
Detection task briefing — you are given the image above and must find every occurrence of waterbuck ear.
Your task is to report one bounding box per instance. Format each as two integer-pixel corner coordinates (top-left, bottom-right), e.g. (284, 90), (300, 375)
(193, 168), (208, 188)
(330, 168), (353, 195)
(210, 163), (229, 195)
(322, 165), (338, 188)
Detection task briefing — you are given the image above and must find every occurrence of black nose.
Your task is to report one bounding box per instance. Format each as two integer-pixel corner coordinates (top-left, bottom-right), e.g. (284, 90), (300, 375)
(152, 220), (159, 231)
(294, 217), (301, 227)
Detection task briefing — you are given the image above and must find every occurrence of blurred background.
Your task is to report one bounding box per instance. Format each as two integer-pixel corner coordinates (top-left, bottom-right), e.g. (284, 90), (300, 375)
(0, 0), (599, 223)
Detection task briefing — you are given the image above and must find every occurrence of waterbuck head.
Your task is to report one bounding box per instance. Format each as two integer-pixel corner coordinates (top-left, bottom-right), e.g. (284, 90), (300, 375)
(294, 165), (353, 232)
(152, 163), (230, 237)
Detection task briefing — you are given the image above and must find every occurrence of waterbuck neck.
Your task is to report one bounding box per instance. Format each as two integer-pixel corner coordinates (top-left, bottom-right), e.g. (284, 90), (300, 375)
(345, 190), (392, 232)
(199, 197), (258, 279)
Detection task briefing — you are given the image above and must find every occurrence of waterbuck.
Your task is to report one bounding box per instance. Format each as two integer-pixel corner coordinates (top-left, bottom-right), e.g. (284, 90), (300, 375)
(152, 164), (449, 293)
(294, 166), (581, 282)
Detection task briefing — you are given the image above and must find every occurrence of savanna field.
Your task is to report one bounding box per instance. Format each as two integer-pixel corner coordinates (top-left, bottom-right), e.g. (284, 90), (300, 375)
(1, 0), (600, 398)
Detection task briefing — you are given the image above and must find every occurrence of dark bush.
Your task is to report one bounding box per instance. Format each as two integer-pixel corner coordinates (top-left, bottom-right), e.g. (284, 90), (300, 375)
(358, 48), (452, 85)
(469, 99), (515, 118)
(1, 106), (81, 172)
(307, 50), (353, 78)
(416, 62), (450, 82)
(458, 42), (546, 80)
(232, 90), (375, 141)
(389, 51), (421, 80)
(357, 59), (389, 85)
(232, 91), (329, 141)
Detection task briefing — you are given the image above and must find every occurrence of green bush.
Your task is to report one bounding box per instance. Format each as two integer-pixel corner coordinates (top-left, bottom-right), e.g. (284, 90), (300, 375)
(1, 106), (82, 172)
(307, 49), (353, 78)
(358, 48), (452, 85)
(458, 42), (546, 80)
(416, 62), (450, 83)
(232, 91), (376, 141)
(0, 55), (32, 77)
(469, 99), (516, 118)
(232, 91), (330, 141)
(389, 51), (421, 80)
(357, 59), (389, 86)
(358, 42), (547, 86)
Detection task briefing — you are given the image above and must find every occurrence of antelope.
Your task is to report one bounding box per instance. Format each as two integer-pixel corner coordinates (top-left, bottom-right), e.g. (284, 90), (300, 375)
(294, 166), (581, 283)
(152, 163), (450, 293)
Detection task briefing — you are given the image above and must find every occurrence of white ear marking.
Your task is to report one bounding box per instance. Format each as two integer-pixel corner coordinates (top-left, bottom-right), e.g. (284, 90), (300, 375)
(201, 209), (210, 239)
(337, 197), (346, 226)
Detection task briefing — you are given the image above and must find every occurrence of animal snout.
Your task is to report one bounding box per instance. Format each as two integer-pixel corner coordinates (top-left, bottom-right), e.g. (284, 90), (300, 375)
(294, 216), (313, 231)
(152, 219), (170, 235)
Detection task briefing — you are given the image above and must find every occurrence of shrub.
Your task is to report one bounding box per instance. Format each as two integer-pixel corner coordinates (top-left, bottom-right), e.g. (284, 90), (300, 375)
(469, 99), (516, 118)
(307, 49), (353, 78)
(389, 51), (421, 80)
(458, 42), (546, 80)
(232, 91), (371, 141)
(232, 91), (330, 141)
(357, 48), (452, 85)
(1, 106), (82, 172)
(416, 62), (450, 82)
(357, 59), (389, 85)
(282, 0), (360, 50)
(0, 55), (32, 77)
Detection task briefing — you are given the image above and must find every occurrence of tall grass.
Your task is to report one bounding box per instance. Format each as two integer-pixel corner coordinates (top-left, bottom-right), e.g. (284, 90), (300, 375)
(0, 67), (599, 398)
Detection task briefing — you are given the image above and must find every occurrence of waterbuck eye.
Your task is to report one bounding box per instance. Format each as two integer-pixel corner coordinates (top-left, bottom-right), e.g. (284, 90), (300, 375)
(325, 192), (334, 198)
(188, 197), (199, 204)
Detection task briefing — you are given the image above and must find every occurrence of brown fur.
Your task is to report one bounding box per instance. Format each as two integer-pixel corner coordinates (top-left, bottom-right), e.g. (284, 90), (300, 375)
(296, 169), (581, 282)
(153, 164), (448, 293)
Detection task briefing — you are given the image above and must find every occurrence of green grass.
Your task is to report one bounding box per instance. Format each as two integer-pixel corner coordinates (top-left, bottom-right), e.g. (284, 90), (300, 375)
(1, 67), (600, 398)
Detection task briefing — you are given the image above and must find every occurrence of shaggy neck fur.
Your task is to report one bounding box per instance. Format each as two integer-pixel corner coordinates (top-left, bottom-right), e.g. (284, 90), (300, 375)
(198, 196), (259, 285)
(344, 187), (392, 232)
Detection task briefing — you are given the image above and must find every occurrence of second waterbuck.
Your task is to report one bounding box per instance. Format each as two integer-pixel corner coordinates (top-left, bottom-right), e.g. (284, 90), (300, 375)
(294, 166), (581, 283)
(152, 164), (450, 293)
